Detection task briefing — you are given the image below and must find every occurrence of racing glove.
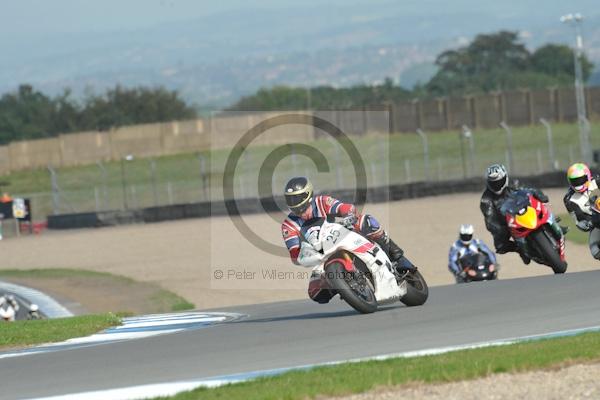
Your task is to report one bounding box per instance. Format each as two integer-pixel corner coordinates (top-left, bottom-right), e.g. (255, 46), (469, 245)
(341, 213), (357, 229)
(305, 228), (322, 251)
(576, 219), (594, 232)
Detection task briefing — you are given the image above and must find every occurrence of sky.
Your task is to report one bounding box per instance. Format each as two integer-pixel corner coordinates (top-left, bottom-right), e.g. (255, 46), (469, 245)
(3, 0), (595, 34)
(1, 0), (337, 34)
(1, 0), (598, 104)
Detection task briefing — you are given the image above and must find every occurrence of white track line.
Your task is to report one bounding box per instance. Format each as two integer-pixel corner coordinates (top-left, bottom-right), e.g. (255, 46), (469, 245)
(0, 312), (244, 360)
(29, 324), (600, 400)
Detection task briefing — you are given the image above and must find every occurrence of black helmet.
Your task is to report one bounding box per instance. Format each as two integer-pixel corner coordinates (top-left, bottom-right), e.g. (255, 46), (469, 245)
(284, 177), (313, 216)
(486, 164), (509, 194)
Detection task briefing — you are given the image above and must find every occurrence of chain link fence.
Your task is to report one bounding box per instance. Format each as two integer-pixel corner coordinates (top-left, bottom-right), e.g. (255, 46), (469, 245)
(15, 118), (599, 222)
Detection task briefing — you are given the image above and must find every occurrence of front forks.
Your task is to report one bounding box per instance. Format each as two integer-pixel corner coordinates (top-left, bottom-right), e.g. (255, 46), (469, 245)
(547, 220), (564, 241)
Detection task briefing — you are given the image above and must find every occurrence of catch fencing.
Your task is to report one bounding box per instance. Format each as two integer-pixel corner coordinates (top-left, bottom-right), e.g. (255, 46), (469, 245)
(19, 117), (598, 222)
(1, 87), (600, 175)
(3, 87), (600, 221)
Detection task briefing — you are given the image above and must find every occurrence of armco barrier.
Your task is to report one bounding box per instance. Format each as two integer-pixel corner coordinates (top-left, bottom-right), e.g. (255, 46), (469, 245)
(47, 171), (565, 229)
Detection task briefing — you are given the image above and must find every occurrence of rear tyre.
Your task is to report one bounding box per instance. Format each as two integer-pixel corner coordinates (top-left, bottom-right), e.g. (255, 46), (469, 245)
(400, 270), (429, 306)
(531, 230), (567, 274)
(325, 262), (378, 314)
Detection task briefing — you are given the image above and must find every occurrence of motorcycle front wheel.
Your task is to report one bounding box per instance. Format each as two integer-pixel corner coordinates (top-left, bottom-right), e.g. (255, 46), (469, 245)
(530, 229), (567, 274)
(325, 262), (378, 314)
(399, 270), (429, 306)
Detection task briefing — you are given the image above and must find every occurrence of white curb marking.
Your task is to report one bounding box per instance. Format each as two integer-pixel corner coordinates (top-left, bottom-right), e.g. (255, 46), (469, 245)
(28, 323), (600, 400)
(0, 311), (243, 360)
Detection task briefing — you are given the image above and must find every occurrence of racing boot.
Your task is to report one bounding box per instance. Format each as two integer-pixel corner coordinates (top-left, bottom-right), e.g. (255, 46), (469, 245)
(518, 249), (531, 265)
(374, 233), (415, 272)
(496, 238), (530, 264)
(495, 240), (518, 254)
(373, 232), (401, 261)
(516, 241), (532, 265)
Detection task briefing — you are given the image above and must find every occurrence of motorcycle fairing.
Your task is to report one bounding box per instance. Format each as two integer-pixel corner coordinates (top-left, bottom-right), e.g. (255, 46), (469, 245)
(515, 206), (537, 229)
(318, 221), (406, 303)
(506, 193), (550, 238)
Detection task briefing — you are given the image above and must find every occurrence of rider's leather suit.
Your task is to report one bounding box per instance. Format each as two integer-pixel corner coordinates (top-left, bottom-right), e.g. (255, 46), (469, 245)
(564, 177), (600, 259)
(281, 195), (406, 303)
(480, 184), (548, 254)
(448, 239), (496, 283)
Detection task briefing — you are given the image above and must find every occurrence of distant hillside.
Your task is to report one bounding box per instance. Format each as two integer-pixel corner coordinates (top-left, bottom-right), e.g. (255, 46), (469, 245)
(2, 0), (599, 107)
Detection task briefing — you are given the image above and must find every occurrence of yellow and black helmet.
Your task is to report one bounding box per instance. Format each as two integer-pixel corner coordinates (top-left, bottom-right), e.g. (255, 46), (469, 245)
(284, 177), (313, 216)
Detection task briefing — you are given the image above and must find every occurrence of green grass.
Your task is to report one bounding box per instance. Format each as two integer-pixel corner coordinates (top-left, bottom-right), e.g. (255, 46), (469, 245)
(150, 290), (196, 312)
(2, 121), (598, 220)
(0, 268), (136, 282)
(0, 313), (123, 350)
(559, 213), (589, 245)
(0, 268), (195, 313)
(155, 331), (600, 400)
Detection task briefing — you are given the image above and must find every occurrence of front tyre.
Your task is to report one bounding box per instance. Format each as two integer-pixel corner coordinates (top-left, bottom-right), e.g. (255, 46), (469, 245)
(531, 230), (567, 274)
(325, 262), (378, 314)
(400, 270), (429, 306)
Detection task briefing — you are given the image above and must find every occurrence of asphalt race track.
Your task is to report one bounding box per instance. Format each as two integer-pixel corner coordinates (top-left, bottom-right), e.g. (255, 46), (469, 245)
(2, 270), (600, 399)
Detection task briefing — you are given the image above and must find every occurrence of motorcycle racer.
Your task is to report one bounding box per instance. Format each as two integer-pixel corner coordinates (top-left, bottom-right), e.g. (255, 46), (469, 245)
(563, 163), (600, 259)
(281, 176), (413, 303)
(448, 224), (496, 283)
(480, 163), (549, 264)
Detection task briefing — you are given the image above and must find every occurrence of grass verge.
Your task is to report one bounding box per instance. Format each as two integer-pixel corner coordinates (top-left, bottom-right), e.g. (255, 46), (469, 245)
(559, 213), (589, 245)
(155, 331), (600, 400)
(151, 289), (196, 312)
(0, 313), (123, 350)
(0, 268), (195, 314)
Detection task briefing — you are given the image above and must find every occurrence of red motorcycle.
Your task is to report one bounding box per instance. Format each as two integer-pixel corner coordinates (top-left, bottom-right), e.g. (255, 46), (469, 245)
(500, 190), (567, 274)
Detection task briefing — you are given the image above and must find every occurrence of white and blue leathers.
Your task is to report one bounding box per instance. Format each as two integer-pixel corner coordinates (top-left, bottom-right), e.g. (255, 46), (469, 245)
(448, 239), (496, 277)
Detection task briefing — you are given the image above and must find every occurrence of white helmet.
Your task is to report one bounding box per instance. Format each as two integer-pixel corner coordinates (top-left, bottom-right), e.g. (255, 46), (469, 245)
(486, 164), (509, 194)
(29, 304), (39, 312)
(459, 224), (474, 244)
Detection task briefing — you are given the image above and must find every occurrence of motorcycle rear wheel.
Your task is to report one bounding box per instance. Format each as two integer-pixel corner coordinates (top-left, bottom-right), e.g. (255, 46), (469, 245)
(400, 270), (429, 306)
(531, 230), (567, 274)
(326, 262), (378, 314)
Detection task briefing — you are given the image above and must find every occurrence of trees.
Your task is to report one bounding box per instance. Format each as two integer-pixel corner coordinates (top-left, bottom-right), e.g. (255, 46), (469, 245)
(531, 44), (594, 82)
(426, 31), (594, 96)
(0, 85), (196, 144)
(230, 79), (412, 111)
(0, 85), (55, 141)
(231, 31), (596, 111)
(79, 86), (196, 131)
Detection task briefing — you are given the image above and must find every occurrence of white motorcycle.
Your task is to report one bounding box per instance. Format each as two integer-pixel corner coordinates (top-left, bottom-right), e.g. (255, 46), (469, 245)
(0, 304), (16, 322)
(298, 215), (428, 314)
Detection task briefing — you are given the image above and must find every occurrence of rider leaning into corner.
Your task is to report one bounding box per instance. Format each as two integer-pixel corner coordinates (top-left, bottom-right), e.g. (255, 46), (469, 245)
(564, 163), (600, 260)
(281, 176), (414, 304)
(480, 164), (551, 264)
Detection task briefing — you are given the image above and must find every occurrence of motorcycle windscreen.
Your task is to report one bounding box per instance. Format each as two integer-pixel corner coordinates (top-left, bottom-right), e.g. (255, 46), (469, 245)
(514, 206), (538, 229)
